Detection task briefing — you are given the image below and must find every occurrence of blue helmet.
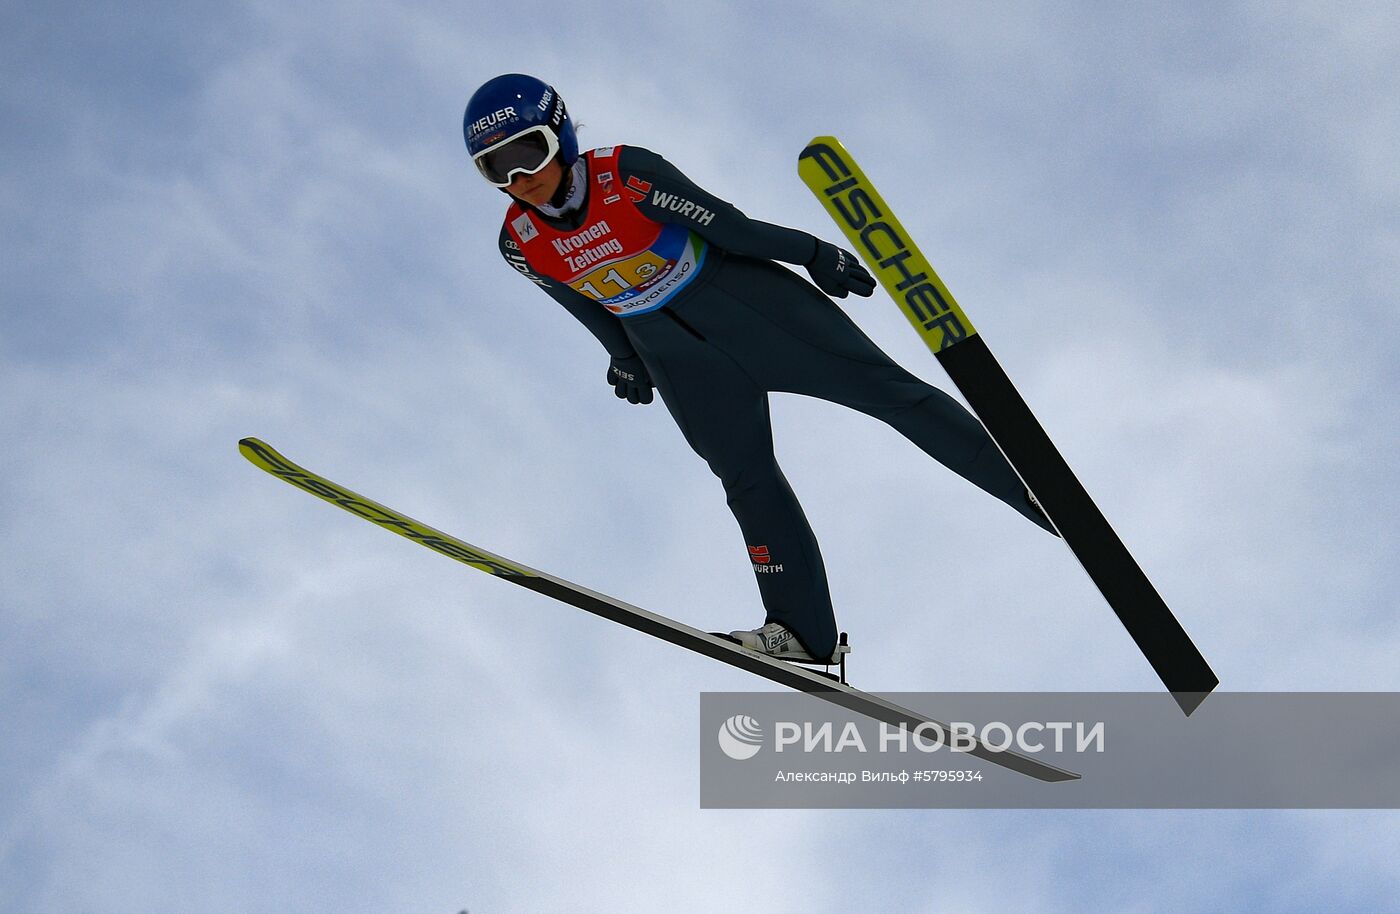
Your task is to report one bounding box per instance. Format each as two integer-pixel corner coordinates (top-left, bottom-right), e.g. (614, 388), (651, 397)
(463, 74), (579, 187)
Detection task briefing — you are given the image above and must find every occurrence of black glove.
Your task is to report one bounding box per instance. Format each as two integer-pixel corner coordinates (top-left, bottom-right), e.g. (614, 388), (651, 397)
(804, 239), (876, 299)
(607, 354), (654, 405)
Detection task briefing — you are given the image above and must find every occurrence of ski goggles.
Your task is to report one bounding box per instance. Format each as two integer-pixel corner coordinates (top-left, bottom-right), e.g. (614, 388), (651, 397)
(472, 125), (560, 188)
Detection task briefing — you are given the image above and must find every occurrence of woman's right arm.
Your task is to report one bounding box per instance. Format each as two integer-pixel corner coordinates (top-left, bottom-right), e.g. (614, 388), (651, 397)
(498, 225), (638, 359)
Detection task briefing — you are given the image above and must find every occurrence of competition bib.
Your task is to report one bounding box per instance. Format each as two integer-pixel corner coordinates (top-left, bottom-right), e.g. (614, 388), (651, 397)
(503, 146), (708, 316)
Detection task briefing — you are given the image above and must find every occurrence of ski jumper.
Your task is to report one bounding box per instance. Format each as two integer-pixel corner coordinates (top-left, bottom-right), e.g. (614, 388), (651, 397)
(498, 145), (1052, 661)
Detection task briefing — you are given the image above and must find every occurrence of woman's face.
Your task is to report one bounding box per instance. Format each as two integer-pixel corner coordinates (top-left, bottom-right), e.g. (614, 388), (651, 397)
(508, 158), (565, 207)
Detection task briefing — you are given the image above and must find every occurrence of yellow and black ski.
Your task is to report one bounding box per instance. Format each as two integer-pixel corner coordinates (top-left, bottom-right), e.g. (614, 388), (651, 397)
(798, 137), (1217, 714)
(239, 437), (1078, 783)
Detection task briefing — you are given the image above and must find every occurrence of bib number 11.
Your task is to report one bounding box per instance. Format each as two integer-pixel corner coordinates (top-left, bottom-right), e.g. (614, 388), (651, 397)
(571, 252), (666, 301)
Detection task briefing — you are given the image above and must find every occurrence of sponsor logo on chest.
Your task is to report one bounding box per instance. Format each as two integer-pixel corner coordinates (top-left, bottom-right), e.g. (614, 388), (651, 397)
(595, 169), (621, 204)
(511, 212), (539, 243)
(563, 238), (625, 273)
(551, 220), (613, 256)
(531, 220), (624, 274)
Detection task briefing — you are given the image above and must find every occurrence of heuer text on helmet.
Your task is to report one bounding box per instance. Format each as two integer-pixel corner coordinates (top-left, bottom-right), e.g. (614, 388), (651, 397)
(468, 107), (517, 144)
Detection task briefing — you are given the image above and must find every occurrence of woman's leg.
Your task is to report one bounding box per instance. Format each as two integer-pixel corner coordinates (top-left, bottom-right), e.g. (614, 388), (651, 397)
(629, 311), (841, 660)
(692, 258), (1053, 533)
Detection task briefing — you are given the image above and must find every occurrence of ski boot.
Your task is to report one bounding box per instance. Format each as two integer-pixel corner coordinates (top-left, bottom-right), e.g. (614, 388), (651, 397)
(724, 623), (852, 683)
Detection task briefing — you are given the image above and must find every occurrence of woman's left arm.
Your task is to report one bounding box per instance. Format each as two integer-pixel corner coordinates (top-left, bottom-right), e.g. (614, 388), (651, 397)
(619, 146), (873, 297)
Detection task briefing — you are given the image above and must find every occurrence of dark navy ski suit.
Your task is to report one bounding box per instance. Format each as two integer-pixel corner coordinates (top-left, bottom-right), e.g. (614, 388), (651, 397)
(498, 146), (1052, 661)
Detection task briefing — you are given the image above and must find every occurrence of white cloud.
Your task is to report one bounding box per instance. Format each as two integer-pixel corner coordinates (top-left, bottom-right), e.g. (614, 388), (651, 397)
(5, 1), (1400, 911)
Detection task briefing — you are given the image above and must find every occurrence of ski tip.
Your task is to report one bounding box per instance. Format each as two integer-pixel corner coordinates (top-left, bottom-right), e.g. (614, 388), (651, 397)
(238, 437), (289, 474)
(238, 437), (268, 459)
(799, 135), (846, 163)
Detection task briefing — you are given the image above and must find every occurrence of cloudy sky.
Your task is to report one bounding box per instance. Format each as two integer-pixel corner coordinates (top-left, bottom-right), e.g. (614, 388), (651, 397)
(4, 1), (1399, 911)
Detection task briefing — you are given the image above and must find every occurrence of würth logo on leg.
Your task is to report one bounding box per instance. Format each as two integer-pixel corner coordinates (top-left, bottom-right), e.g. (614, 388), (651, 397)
(748, 545), (784, 574)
